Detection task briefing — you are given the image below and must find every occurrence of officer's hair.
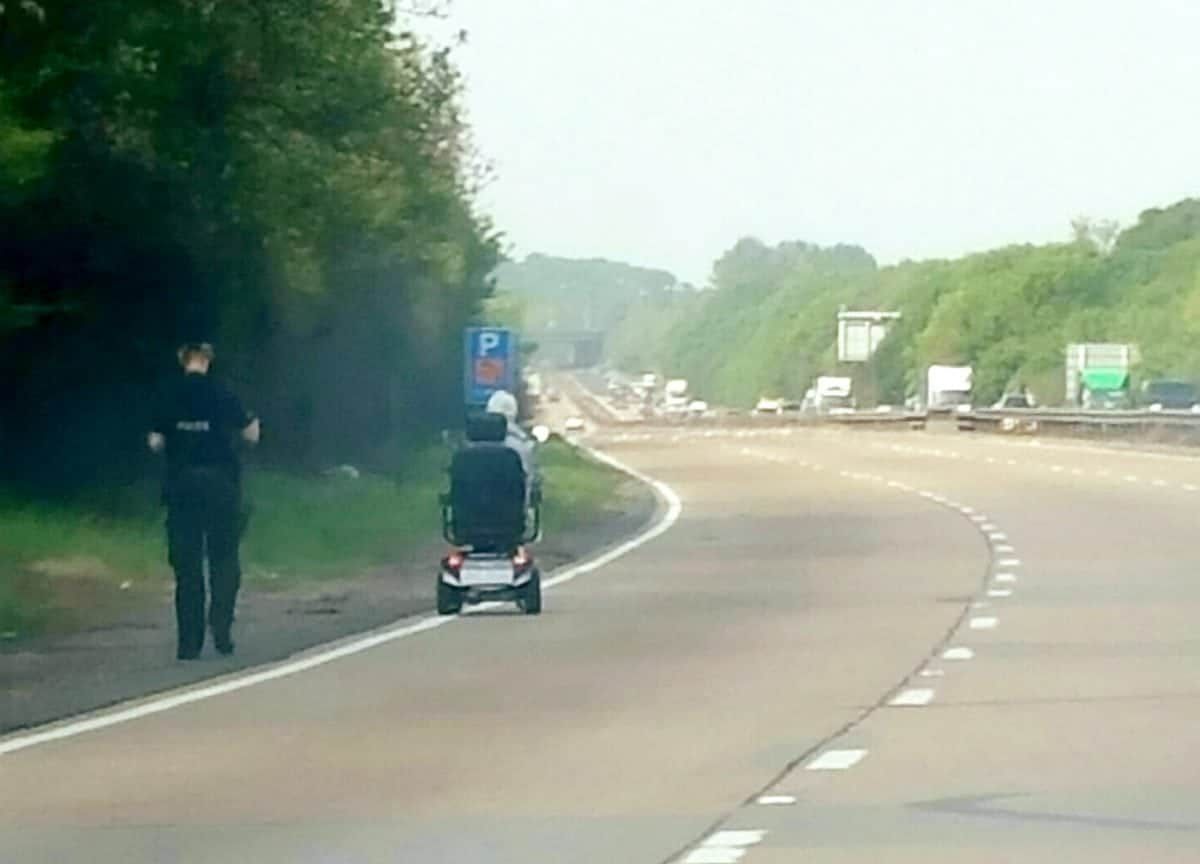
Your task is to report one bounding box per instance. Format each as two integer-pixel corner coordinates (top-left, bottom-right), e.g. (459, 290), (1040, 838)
(177, 343), (215, 365)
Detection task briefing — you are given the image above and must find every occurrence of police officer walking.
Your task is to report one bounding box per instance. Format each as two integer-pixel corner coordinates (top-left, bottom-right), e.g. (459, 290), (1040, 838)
(148, 342), (260, 660)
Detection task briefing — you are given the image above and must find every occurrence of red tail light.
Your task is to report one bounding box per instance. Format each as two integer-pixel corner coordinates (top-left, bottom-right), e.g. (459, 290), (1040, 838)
(512, 546), (529, 567)
(446, 550), (464, 570)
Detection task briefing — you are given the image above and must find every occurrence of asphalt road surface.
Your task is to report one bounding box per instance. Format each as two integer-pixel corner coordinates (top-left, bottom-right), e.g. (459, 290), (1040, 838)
(3, 421), (1199, 862)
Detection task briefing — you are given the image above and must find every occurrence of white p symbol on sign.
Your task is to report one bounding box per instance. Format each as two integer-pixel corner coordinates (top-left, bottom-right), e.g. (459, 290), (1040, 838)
(479, 331), (502, 357)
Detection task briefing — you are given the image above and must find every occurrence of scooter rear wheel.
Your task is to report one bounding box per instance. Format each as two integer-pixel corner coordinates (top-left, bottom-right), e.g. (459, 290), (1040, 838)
(437, 580), (463, 615)
(519, 568), (542, 615)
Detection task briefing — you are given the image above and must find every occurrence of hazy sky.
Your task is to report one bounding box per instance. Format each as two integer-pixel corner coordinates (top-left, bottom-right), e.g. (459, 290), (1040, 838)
(420, 0), (1200, 284)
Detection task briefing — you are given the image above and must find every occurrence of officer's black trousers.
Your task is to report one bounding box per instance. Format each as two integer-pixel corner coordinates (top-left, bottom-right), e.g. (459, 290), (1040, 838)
(166, 468), (242, 654)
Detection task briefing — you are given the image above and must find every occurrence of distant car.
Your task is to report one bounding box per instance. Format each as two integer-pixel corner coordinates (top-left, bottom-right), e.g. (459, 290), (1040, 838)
(1140, 379), (1197, 411)
(992, 393), (1033, 409)
(687, 399), (709, 416)
(753, 398), (782, 416)
(564, 416), (585, 432)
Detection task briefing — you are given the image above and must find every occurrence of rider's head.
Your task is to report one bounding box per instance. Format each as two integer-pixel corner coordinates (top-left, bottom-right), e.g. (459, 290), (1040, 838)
(486, 390), (519, 425)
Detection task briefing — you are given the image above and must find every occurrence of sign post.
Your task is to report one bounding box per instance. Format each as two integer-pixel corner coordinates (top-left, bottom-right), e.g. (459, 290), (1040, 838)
(464, 327), (518, 408)
(836, 309), (901, 408)
(837, 309), (901, 364)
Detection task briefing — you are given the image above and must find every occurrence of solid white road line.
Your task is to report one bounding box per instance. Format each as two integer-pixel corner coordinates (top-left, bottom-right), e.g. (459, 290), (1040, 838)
(890, 688), (935, 707)
(0, 447), (683, 758)
(806, 749), (868, 771)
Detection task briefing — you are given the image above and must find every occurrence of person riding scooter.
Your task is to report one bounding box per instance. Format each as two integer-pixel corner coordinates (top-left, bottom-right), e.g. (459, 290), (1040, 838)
(484, 389), (539, 504)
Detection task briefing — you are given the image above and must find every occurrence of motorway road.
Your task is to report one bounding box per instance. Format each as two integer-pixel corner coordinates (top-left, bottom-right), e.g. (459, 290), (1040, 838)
(3, 423), (1200, 862)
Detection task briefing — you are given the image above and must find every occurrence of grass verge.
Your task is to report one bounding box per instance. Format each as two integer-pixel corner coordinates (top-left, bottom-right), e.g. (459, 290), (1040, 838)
(0, 437), (633, 640)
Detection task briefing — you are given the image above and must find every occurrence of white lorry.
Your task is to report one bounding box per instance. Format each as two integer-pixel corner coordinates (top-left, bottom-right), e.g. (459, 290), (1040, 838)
(925, 365), (973, 412)
(814, 376), (854, 413)
(662, 377), (689, 415)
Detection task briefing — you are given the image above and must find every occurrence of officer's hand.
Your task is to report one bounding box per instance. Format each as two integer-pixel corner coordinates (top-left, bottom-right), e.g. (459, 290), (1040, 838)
(147, 432), (165, 453)
(242, 417), (261, 446)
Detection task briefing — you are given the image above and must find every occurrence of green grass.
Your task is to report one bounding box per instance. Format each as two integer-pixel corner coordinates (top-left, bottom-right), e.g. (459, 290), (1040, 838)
(538, 438), (628, 535)
(0, 438), (629, 638)
(241, 448), (444, 583)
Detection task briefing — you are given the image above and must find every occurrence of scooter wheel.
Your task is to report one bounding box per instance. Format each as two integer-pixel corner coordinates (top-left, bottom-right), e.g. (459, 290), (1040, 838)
(437, 580), (463, 615)
(520, 569), (542, 615)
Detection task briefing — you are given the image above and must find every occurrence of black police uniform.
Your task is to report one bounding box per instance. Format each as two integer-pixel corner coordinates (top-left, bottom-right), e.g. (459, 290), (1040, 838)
(152, 371), (252, 659)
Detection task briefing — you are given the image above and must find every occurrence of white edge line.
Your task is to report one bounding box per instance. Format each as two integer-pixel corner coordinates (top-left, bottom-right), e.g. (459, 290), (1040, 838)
(0, 445), (683, 758)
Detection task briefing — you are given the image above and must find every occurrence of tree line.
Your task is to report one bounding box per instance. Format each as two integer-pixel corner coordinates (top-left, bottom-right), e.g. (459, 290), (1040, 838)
(605, 199), (1200, 408)
(0, 1), (499, 497)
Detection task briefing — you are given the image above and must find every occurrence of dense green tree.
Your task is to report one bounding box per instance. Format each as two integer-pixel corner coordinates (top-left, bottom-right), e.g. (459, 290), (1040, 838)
(0, 1), (498, 494)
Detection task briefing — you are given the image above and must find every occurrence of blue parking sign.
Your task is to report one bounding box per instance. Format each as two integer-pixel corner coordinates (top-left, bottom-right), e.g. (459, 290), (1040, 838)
(464, 327), (518, 406)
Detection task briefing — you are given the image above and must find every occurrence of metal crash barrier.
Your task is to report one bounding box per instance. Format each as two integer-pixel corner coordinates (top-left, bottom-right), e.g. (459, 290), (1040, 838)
(960, 408), (1200, 447)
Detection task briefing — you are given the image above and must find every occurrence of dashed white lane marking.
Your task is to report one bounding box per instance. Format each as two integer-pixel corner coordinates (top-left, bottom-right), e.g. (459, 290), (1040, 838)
(981, 523), (998, 531)
(971, 601), (991, 610)
(686, 830), (767, 862)
(1051, 465), (1064, 473)
(971, 515), (989, 523)
(684, 848), (744, 863)
(997, 558), (1022, 567)
(943, 647), (975, 660)
(806, 749), (868, 771)
(969, 616), (999, 630)
(1125, 475), (1140, 483)
(1071, 468), (1084, 476)
(994, 544), (1016, 553)
(987, 588), (1013, 598)
(989, 532), (1008, 541)
(757, 795), (797, 806)
(1153, 479), (1168, 488)
(1007, 459), (1018, 466)
(0, 447), (685, 758)
(920, 668), (946, 678)
(706, 831), (766, 847)
(994, 572), (1017, 583)
(960, 506), (975, 514)
(890, 688), (935, 707)
(1185, 484), (1199, 492)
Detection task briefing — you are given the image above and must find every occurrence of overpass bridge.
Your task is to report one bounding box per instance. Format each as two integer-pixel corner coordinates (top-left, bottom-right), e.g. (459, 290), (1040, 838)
(525, 329), (604, 368)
